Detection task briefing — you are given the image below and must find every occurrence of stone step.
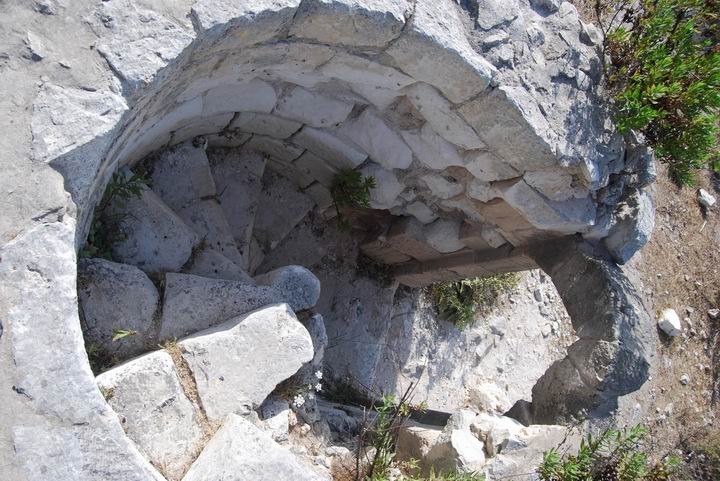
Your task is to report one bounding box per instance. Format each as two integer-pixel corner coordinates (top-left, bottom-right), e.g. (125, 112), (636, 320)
(158, 266), (320, 340)
(181, 245), (254, 283)
(252, 169), (315, 256)
(208, 148), (266, 271)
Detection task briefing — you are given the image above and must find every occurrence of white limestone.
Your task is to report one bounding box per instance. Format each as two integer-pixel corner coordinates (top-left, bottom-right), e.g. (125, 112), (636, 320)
(293, 126), (368, 170)
(276, 86), (354, 128)
(338, 109), (413, 169)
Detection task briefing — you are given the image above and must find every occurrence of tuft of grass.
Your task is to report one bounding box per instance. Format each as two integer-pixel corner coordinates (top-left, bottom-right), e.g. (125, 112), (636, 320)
(330, 169), (376, 231)
(427, 273), (519, 330)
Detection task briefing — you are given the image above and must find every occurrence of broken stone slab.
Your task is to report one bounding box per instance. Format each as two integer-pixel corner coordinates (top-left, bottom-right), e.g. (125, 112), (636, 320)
(170, 113), (235, 147)
(406, 201), (438, 224)
(178, 303), (314, 420)
(400, 124), (464, 171)
(182, 413), (325, 481)
(159, 266), (319, 340)
(149, 140), (216, 210)
(202, 78), (277, 117)
(360, 236), (414, 265)
(658, 308), (682, 337)
(320, 52), (415, 90)
(423, 218), (466, 254)
(78, 258), (159, 360)
(524, 169), (589, 202)
(209, 148), (266, 270)
(175, 199), (245, 267)
(276, 86), (354, 128)
(469, 413), (523, 451)
(260, 397), (291, 442)
(293, 126), (368, 171)
(96, 350), (204, 481)
(421, 173), (464, 200)
(396, 422), (442, 463)
(468, 382), (512, 415)
(424, 427), (486, 474)
(698, 188), (716, 208)
(182, 246), (254, 283)
(230, 112), (302, 139)
(463, 150), (519, 182)
(338, 109), (413, 170)
(245, 135), (305, 163)
(253, 170), (315, 252)
(293, 151), (338, 188)
(603, 187), (655, 264)
(110, 187), (200, 273)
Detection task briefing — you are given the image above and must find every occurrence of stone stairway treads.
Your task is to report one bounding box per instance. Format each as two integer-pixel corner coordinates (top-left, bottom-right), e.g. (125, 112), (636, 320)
(178, 303), (314, 421)
(96, 351), (204, 481)
(110, 186), (200, 273)
(174, 199), (245, 266)
(159, 266), (320, 340)
(78, 258), (159, 361)
(181, 413), (325, 481)
(253, 170), (315, 254)
(208, 148), (266, 271)
(182, 246), (254, 283)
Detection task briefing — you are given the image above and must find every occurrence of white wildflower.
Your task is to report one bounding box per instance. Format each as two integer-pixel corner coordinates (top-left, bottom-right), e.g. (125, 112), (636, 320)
(314, 383), (322, 392)
(315, 370), (323, 380)
(292, 394), (305, 408)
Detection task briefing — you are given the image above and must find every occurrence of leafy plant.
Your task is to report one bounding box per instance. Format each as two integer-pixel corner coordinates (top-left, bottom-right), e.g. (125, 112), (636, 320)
(538, 425), (681, 481)
(596, 0), (720, 185)
(330, 169), (376, 230)
(427, 273), (519, 330)
(111, 328), (138, 342)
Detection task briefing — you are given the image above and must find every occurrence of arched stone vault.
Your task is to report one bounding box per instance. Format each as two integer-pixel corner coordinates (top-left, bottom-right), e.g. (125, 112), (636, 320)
(2, 0), (657, 479)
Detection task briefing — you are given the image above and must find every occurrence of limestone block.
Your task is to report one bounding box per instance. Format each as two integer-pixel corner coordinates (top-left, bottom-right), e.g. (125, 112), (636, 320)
(469, 413), (523, 445)
(360, 237), (413, 265)
(276, 86), (354, 128)
(405, 201), (438, 224)
(183, 246), (254, 283)
(458, 221), (494, 251)
(261, 397), (291, 442)
(401, 124), (464, 170)
(349, 82), (402, 110)
(386, 0), (495, 103)
(361, 162), (404, 209)
(178, 304), (314, 420)
(463, 150), (519, 182)
(175, 199), (245, 267)
(159, 267), (320, 340)
(96, 351), (203, 481)
(230, 112), (302, 139)
(658, 308), (681, 337)
(339, 109), (412, 169)
(466, 179), (498, 203)
(424, 429), (486, 474)
(206, 130), (252, 148)
(294, 151), (338, 187)
(290, 0), (412, 47)
(305, 182), (334, 211)
(321, 52), (414, 90)
(292, 126), (368, 170)
(423, 218), (465, 254)
(170, 113), (234, 146)
(110, 188), (199, 273)
(396, 422), (442, 462)
(603, 188), (654, 264)
(421, 173), (464, 200)
(209, 148), (266, 269)
(387, 216), (443, 262)
(182, 413), (324, 481)
(404, 83), (484, 149)
(468, 383), (512, 414)
(524, 169), (589, 201)
(78, 258), (159, 360)
(202, 79), (277, 117)
(245, 135), (305, 163)
(475, 0), (519, 30)
(150, 141), (216, 211)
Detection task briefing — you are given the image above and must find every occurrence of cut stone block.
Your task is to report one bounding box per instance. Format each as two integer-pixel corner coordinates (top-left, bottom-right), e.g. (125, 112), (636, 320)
(360, 237), (413, 265)
(401, 125), (464, 170)
(95, 351), (203, 481)
(424, 428), (487, 474)
(386, 217), (443, 262)
(276, 86), (354, 128)
(292, 126), (367, 170)
(182, 413), (324, 481)
(209, 148), (266, 270)
(305, 182), (334, 211)
(396, 422), (442, 463)
(182, 246), (254, 283)
(293, 151), (338, 187)
(424, 218), (465, 254)
(170, 113), (235, 146)
(245, 135), (305, 163)
(260, 397), (291, 442)
(202, 78), (277, 117)
(463, 150), (519, 182)
(175, 199), (245, 267)
(110, 188), (199, 273)
(406, 201), (438, 224)
(320, 52), (415, 90)
(603, 188), (654, 264)
(421, 173), (464, 200)
(178, 304), (314, 420)
(206, 130), (252, 148)
(459, 221), (507, 250)
(253, 170), (315, 252)
(78, 258), (159, 360)
(159, 266), (320, 340)
(230, 112), (302, 139)
(338, 109), (412, 169)
(349, 82), (402, 110)
(361, 162), (404, 209)
(150, 140), (216, 210)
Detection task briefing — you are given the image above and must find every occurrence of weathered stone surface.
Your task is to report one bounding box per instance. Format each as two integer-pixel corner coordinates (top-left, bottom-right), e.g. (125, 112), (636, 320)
(276, 86), (354, 128)
(178, 304), (313, 420)
(338, 109), (413, 169)
(361, 162), (404, 209)
(698, 188), (716, 208)
(202, 78), (277, 117)
(524, 169), (589, 202)
(110, 187), (200, 273)
(463, 150), (519, 182)
(183, 246), (254, 283)
(293, 126), (368, 170)
(401, 124), (464, 170)
(468, 383), (513, 415)
(658, 308), (682, 337)
(294, 151), (339, 187)
(424, 428), (486, 474)
(230, 112), (302, 139)
(396, 422), (442, 462)
(406, 201), (438, 224)
(603, 188), (654, 264)
(421, 173), (464, 200)
(150, 141), (216, 210)
(321, 52), (415, 89)
(96, 351), (203, 481)
(245, 135), (305, 163)
(182, 413), (324, 481)
(260, 397), (291, 442)
(159, 267), (320, 340)
(386, 216), (443, 262)
(423, 219), (465, 254)
(78, 258), (159, 360)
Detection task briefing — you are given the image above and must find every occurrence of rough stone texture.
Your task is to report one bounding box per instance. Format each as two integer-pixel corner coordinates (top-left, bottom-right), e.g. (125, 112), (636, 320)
(337, 109), (413, 170)
(159, 268), (320, 340)
(182, 413), (325, 481)
(424, 427), (487, 474)
(178, 304), (314, 420)
(95, 351), (204, 481)
(658, 308), (682, 337)
(603, 188), (655, 264)
(396, 422), (442, 463)
(276, 86), (354, 128)
(182, 246), (254, 283)
(149, 141), (216, 211)
(77, 258), (159, 360)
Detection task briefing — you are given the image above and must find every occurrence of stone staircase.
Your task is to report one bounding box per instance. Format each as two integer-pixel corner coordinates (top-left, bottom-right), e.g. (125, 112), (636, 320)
(79, 139), (332, 481)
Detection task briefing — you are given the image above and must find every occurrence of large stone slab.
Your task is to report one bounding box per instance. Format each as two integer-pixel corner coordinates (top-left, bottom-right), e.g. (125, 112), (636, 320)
(96, 351), (204, 481)
(159, 266), (320, 340)
(338, 109), (412, 169)
(175, 199), (245, 267)
(78, 258), (159, 360)
(178, 304), (314, 420)
(603, 187), (654, 264)
(400, 124), (464, 170)
(182, 246), (254, 283)
(230, 112), (302, 139)
(202, 78), (277, 117)
(321, 52), (415, 89)
(182, 413), (324, 481)
(276, 86), (354, 128)
(150, 141), (216, 211)
(292, 126), (368, 170)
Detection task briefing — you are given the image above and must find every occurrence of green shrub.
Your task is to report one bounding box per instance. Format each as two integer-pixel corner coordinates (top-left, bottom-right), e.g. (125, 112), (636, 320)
(330, 169), (376, 230)
(427, 273), (520, 330)
(538, 425), (681, 481)
(598, 0), (720, 185)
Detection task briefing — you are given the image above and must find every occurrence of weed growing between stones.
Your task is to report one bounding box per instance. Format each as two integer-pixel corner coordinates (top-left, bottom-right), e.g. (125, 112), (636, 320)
(79, 171), (150, 258)
(427, 274), (520, 330)
(538, 425), (681, 481)
(330, 169), (376, 230)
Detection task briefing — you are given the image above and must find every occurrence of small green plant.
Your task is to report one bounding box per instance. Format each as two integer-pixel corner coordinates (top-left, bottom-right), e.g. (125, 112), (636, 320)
(427, 273), (519, 330)
(80, 171), (150, 259)
(330, 169), (376, 230)
(597, 0), (720, 185)
(85, 342), (119, 374)
(538, 425), (681, 481)
(111, 328), (138, 342)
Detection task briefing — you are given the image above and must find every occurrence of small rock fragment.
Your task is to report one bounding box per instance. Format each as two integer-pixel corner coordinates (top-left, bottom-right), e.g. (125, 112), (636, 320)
(698, 189), (716, 208)
(679, 374), (690, 386)
(658, 308), (682, 337)
(708, 308), (719, 320)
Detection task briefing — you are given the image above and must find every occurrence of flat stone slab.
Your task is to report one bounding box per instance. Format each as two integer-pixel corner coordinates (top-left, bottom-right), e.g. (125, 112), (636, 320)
(159, 266), (320, 340)
(178, 304), (314, 420)
(182, 413), (324, 481)
(150, 140), (216, 211)
(182, 246), (253, 283)
(96, 351), (204, 481)
(78, 258), (159, 360)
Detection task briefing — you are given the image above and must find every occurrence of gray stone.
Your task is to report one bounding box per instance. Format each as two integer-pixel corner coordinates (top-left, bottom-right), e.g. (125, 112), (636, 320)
(182, 413), (324, 481)
(424, 219), (465, 253)
(292, 126), (368, 170)
(338, 109), (413, 169)
(361, 162), (404, 209)
(658, 308), (682, 337)
(475, 0), (519, 30)
(603, 188), (655, 264)
(96, 351), (204, 481)
(424, 428), (486, 474)
(276, 86), (354, 128)
(406, 201), (438, 224)
(230, 112), (302, 139)
(178, 304), (313, 420)
(254, 265), (322, 312)
(293, 151), (339, 188)
(150, 141), (216, 211)
(78, 258), (159, 360)
(321, 52), (415, 89)
(421, 173), (464, 200)
(202, 78), (277, 117)
(400, 125), (464, 171)
(261, 397), (291, 442)
(698, 188), (716, 208)
(396, 422), (442, 462)
(463, 150), (519, 182)
(183, 246), (254, 283)
(245, 135), (305, 164)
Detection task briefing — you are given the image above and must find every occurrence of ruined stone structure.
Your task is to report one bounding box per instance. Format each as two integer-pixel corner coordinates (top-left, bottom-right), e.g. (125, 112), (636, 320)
(0, 0), (657, 479)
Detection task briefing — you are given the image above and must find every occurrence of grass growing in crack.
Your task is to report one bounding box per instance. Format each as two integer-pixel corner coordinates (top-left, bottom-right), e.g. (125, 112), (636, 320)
(427, 273), (519, 330)
(330, 169), (376, 231)
(79, 170), (150, 259)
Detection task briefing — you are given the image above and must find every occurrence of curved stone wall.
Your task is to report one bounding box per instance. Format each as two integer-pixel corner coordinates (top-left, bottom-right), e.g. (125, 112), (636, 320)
(1, 1), (657, 479)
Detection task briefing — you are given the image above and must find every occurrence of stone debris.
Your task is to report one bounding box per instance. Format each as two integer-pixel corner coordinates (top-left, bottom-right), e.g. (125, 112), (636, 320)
(658, 308), (682, 337)
(698, 188), (716, 208)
